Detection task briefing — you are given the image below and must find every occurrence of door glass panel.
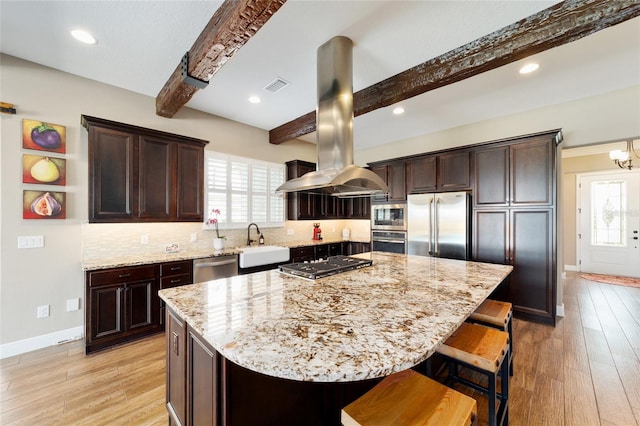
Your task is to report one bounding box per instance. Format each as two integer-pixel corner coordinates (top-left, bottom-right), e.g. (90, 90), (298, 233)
(591, 179), (626, 247)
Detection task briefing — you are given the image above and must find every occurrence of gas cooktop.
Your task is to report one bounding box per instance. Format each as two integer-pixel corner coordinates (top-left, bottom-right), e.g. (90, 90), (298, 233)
(279, 255), (373, 280)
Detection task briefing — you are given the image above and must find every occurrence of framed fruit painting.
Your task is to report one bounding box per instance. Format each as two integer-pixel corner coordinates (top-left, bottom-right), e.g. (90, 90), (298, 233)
(22, 119), (66, 154)
(23, 190), (66, 219)
(22, 154), (66, 185)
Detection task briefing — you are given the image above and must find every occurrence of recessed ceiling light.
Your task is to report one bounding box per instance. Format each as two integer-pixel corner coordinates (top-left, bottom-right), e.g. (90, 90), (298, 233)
(519, 63), (539, 74)
(70, 29), (97, 45)
(393, 106), (405, 115)
(248, 96), (261, 104)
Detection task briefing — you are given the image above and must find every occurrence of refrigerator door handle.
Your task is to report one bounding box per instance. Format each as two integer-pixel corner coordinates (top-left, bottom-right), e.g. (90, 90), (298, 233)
(434, 197), (440, 256)
(428, 198), (434, 255)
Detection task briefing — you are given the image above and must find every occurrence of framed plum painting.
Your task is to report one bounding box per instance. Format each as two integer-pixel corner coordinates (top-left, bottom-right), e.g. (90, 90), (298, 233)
(23, 190), (66, 219)
(22, 119), (66, 154)
(22, 154), (66, 185)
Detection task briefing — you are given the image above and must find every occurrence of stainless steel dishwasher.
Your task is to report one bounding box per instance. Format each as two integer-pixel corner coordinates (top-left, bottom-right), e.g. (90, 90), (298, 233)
(193, 254), (238, 282)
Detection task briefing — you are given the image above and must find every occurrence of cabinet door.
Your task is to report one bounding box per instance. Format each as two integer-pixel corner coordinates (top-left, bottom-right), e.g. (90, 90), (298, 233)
(387, 162), (407, 202)
(370, 165), (388, 203)
(510, 209), (555, 323)
(474, 146), (509, 207)
(139, 136), (172, 220)
(167, 309), (187, 426)
(472, 210), (510, 302)
(407, 156), (436, 194)
(188, 329), (218, 425)
(438, 151), (470, 191)
(290, 246), (315, 263)
(176, 143), (204, 221)
(286, 161), (316, 220)
(89, 284), (124, 340)
(510, 139), (553, 206)
(125, 280), (158, 331)
(89, 126), (136, 221)
(329, 243), (343, 256)
(315, 244), (329, 260)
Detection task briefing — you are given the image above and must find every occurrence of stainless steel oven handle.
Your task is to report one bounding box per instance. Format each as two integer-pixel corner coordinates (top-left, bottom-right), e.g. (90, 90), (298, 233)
(194, 259), (238, 268)
(373, 238), (406, 244)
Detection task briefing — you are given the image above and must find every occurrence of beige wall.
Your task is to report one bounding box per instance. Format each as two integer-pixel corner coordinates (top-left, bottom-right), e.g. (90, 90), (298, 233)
(0, 54), (315, 347)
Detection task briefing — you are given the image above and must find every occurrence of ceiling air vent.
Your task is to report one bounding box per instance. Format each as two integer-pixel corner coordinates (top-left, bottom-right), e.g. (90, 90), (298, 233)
(264, 77), (290, 93)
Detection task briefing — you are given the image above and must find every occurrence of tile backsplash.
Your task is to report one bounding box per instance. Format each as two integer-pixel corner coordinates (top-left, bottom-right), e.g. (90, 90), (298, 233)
(82, 220), (371, 261)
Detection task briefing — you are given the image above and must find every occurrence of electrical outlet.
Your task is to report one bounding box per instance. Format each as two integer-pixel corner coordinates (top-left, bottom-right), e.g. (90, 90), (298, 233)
(141, 234), (149, 244)
(287, 229), (294, 236)
(37, 305), (49, 318)
(18, 235), (44, 248)
(190, 232), (197, 242)
(165, 243), (180, 253)
(66, 298), (80, 312)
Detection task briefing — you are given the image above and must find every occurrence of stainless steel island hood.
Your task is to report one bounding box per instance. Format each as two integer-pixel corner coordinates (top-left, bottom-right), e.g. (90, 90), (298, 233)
(276, 36), (388, 197)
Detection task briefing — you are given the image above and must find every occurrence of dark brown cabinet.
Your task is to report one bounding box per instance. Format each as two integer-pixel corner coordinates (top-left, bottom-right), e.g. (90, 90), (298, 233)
(82, 115), (207, 223)
(472, 130), (561, 324)
(160, 261), (193, 327)
(369, 161), (406, 203)
(473, 137), (553, 207)
(85, 264), (160, 353)
(406, 150), (470, 194)
(290, 242), (346, 263)
(167, 309), (187, 426)
(286, 160), (316, 220)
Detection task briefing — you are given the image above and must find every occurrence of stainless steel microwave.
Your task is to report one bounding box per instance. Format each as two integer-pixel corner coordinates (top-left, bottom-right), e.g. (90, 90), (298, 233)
(371, 203), (407, 231)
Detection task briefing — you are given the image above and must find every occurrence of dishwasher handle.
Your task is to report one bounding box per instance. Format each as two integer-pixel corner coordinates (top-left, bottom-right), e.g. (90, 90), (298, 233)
(194, 259), (238, 268)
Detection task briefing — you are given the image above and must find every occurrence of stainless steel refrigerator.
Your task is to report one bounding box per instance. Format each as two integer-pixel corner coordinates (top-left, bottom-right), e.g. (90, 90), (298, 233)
(407, 192), (470, 260)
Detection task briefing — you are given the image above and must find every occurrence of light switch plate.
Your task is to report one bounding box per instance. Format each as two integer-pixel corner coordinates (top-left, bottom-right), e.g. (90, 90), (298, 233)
(18, 235), (44, 248)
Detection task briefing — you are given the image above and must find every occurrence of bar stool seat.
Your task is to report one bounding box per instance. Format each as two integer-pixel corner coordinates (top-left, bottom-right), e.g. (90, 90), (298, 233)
(342, 369), (477, 426)
(468, 299), (514, 375)
(436, 322), (509, 426)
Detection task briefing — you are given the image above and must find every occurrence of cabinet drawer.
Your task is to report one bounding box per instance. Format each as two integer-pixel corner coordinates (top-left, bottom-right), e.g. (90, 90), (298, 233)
(161, 260), (192, 277)
(316, 244), (329, 259)
(88, 264), (157, 287)
(161, 273), (192, 289)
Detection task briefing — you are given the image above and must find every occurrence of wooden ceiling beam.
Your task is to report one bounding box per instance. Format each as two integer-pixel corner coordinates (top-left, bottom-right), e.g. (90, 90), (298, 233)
(269, 0), (640, 144)
(156, 0), (286, 118)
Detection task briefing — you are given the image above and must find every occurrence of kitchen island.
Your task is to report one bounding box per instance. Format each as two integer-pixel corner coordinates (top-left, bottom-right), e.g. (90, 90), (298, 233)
(159, 252), (512, 425)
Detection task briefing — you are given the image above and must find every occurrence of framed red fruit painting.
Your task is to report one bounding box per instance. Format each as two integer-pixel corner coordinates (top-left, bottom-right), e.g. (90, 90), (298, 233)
(22, 119), (66, 154)
(23, 190), (66, 219)
(22, 154), (66, 186)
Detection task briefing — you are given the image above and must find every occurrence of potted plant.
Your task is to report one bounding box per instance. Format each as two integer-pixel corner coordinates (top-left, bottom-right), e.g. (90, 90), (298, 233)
(207, 209), (225, 249)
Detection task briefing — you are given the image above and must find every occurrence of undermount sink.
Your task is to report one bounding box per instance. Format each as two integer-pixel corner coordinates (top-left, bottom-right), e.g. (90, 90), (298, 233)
(239, 245), (290, 268)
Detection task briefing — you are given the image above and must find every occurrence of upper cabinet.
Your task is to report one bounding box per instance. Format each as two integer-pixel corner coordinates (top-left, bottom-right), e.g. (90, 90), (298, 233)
(473, 136), (555, 207)
(406, 150), (470, 194)
(82, 115), (207, 223)
(369, 161), (406, 203)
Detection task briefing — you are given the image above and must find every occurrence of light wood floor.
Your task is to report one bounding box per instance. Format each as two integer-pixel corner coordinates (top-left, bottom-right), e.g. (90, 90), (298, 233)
(1, 274), (639, 425)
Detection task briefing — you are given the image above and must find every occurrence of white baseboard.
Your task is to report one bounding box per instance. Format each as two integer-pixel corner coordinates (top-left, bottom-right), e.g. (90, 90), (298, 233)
(564, 264), (579, 272)
(556, 303), (565, 317)
(0, 326), (84, 359)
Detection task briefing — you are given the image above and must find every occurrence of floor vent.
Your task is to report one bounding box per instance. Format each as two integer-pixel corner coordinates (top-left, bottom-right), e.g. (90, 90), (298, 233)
(264, 77), (290, 93)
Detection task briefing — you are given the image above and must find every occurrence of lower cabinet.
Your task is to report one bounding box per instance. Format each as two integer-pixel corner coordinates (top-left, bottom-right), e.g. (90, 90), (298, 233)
(166, 307), (219, 426)
(86, 260), (192, 354)
(473, 208), (555, 324)
(290, 242), (346, 263)
(86, 264), (161, 354)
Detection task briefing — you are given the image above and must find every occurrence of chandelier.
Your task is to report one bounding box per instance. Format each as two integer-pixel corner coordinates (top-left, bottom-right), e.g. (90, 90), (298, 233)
(609, 140), (639, 170)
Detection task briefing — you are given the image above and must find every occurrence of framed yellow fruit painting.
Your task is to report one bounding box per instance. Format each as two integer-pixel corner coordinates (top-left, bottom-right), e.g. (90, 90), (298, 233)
(22, 154), (66, 185)
(23, 190), (66, 219)
(22, 119), (66, 154)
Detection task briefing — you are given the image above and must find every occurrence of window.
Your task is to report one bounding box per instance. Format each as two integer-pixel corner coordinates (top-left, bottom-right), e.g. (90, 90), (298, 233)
(205, 151), (285, 229)
(590, 179), (626, 247)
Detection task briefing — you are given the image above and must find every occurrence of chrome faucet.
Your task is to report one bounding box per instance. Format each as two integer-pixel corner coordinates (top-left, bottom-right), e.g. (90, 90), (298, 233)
(247, 223), (261, 246)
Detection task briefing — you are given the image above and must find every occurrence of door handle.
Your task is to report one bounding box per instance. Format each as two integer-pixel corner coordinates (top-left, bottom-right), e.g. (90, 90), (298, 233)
(195, 259), (237, 267)
(428, 199), (433, 255)
(434, 198), (441, 255)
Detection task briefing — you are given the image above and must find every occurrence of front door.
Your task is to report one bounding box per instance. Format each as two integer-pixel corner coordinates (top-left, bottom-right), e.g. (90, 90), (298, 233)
(578, 171), (640, 277)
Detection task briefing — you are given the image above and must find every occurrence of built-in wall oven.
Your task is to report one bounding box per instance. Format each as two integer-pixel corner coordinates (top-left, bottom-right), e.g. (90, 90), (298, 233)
(371, 203), (407, 254)
(371, 230), (407, 254)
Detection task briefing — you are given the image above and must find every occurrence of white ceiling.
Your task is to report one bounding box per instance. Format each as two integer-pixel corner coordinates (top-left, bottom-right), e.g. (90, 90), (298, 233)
(1, 1), (639, 151)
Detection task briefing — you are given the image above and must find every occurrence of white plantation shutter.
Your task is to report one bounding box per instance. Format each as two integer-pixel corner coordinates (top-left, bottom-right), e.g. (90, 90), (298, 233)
(205, 151), (285, 228)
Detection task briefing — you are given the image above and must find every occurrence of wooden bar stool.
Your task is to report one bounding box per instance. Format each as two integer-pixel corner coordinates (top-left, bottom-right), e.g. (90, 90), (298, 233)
(468, 299), (514, 375)
(342, 369), (477, 426)
(435, 322), (509, 426)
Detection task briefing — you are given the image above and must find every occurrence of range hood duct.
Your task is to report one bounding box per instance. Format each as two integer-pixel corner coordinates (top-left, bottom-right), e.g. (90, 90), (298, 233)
(276, 36), (388, 197)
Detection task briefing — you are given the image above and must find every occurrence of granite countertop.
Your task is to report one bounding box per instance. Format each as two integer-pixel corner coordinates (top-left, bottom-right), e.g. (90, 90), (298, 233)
(159, 252), (513, 383)
(82, 238), (370, 271)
